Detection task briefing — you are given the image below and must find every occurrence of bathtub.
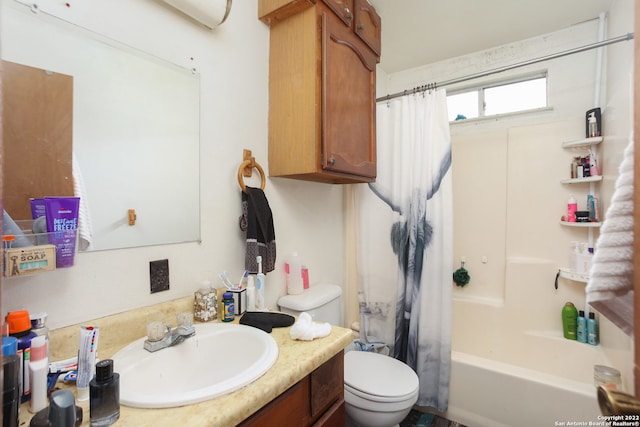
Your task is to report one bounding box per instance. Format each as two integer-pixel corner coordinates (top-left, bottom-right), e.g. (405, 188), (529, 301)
(444, 350), (601, 427)
(442, 296), (610, 426)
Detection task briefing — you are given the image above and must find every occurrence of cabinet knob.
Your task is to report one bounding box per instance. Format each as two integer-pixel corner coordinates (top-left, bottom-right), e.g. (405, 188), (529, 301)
(328, 157), (336, 166)
(344, 7), (353, 21)
(357, 24), (364, 31)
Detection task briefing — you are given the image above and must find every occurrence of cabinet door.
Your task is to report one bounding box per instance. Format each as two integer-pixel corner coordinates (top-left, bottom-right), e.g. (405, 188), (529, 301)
(353, 0), (381, 57)
(321, 0), (354, 26)
(321, 11), (377, 180)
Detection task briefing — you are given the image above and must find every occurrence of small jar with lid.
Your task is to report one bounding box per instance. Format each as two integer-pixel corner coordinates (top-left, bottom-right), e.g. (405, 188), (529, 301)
(594, 365), (622, 390)
(221, 292), (235, 322)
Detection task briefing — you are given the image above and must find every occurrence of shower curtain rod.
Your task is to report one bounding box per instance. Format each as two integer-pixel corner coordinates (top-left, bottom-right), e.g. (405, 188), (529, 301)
(377, 33), (634, 102)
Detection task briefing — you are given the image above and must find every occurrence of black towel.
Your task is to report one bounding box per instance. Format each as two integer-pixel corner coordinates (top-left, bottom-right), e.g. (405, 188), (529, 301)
(239, 312), (295, 333)
(239, 186), (276, 273)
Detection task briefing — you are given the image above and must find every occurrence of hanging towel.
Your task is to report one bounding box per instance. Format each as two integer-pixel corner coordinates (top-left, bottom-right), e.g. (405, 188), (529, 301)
(586, 135), (634, 336)
(73, 152), (93, 251)
(239, 186), (276, 273)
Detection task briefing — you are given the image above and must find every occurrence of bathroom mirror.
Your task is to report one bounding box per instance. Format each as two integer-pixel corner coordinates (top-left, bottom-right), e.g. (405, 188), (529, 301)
(1, 2), (201, 251)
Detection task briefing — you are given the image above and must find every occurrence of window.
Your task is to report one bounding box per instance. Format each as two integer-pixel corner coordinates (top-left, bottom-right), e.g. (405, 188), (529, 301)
(447, 74), (547, 121)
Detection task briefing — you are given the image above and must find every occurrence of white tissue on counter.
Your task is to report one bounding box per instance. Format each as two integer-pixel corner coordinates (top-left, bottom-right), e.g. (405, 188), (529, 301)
(289, 312), (331, 341)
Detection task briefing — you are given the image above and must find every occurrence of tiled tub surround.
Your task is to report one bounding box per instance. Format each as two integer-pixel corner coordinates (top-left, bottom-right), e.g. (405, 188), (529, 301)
(22, 297), (353, 426)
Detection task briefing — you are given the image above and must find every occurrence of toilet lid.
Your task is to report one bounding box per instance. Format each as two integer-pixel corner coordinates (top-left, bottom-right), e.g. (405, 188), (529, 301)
(344, 351), (419, 399)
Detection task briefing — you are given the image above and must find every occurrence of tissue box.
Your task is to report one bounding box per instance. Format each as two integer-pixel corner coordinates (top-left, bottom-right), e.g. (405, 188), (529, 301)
(230, 289), (247, 315)
(4, 245), (56, 277)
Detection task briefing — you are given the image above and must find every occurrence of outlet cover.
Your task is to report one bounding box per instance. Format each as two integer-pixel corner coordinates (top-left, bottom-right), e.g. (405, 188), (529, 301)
(150, 259), (170, 293)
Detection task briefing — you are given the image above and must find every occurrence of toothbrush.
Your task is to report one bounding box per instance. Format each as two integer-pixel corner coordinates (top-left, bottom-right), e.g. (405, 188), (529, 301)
(256, 256), (265, 310)
(218, 272), (234, 290)
(237, 270), (248, 290)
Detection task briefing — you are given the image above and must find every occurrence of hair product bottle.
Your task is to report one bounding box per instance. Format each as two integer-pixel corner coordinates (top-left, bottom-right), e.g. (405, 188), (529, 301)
(577, 310), (587, 343)
(562, 302), (578, 340)
(587, 312), (599, 345)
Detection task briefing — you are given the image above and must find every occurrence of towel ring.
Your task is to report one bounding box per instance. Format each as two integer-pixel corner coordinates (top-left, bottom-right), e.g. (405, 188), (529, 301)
(237, 155), (266, 193)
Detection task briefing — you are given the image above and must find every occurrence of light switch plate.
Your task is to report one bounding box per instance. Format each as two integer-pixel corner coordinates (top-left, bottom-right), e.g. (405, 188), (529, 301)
(150, 259), (170, 293)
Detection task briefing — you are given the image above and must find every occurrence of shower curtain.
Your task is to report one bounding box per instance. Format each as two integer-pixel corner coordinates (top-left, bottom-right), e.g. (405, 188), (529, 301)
(354, 89), (453, 411)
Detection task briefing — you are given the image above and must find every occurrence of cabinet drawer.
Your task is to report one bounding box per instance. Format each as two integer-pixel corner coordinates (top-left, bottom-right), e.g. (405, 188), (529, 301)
(353, 0), (381, 56)
(239, 378), (311, 427)
(321, 0), (354, 26)
(312, 398), (345, 427)
(310, 351), (344, 419)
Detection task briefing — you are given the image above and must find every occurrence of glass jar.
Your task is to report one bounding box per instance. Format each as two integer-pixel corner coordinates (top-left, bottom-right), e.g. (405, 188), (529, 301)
(193, 285), (217, 322)
(594, 365), (622, 390)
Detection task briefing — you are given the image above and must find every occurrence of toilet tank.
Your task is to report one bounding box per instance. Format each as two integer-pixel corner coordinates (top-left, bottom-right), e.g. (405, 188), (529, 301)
(277, 283), (343, 326)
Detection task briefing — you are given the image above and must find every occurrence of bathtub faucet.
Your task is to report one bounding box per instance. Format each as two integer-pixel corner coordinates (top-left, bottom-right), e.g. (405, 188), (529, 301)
(598, 386), (640, 416)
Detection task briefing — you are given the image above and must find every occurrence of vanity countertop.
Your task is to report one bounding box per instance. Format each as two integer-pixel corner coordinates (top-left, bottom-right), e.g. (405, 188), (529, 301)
(21, 297), (354, 426)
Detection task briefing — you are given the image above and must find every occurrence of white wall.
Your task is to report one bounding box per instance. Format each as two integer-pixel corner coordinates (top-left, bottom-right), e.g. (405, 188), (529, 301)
(377, 1), (634, 390)
(2, 0), (346, 329)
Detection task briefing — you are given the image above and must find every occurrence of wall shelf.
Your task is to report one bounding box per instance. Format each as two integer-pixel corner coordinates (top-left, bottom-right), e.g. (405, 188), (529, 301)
(561, 136), (603, 149)
(560, 221), (602, 228)
(558, 267), (589, 283)
(560, 176), (603, 184)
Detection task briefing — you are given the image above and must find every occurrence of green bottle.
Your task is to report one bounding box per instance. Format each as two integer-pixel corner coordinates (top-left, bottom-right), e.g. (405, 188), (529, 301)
(562, 302), (578, 340)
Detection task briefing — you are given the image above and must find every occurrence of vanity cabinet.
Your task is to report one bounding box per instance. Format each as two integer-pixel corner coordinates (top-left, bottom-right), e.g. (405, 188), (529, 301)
(239, 350), (345, 427)
(259, 0), (380, 184)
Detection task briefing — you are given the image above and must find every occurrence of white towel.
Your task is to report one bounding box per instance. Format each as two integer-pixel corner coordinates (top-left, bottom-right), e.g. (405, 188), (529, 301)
(73, 152), (93, 251)
(289, 312), (331, 341)
(586, 135), (634, 336)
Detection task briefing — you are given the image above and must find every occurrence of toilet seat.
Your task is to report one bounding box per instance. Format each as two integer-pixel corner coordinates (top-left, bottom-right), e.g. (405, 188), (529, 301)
(344, 351), (419, 403)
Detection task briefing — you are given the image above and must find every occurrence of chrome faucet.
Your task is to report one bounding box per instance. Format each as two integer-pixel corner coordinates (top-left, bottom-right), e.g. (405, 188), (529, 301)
(144, 315), (196, 352)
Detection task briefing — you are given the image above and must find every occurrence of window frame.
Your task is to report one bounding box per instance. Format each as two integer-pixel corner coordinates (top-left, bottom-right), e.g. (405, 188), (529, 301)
(446, 71), (548, 122)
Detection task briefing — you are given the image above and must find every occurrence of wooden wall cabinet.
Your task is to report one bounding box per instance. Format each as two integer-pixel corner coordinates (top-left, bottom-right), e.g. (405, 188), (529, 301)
(239, 351), (345, 427)
(259, 0), (381, 184)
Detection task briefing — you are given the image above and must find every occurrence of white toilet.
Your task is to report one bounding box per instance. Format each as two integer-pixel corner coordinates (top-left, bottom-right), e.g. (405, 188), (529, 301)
(278, 284), (419, 427)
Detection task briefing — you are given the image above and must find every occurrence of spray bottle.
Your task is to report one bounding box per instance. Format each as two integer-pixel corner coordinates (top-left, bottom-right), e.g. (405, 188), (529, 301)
(256, 256), (266, 310)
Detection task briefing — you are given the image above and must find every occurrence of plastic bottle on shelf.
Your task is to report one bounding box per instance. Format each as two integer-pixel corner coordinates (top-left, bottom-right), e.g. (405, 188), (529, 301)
(588, 112), (599, 137)
(577, 310), (587, 343)
(587, 312), (599, 345)
(562, 302), (578, 340)
(285, 252), (304, 295)
(567, 195), (577, 222)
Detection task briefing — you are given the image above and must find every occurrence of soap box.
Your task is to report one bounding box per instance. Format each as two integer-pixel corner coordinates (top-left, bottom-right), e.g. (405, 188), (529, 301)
(230, 289), (247, 315)
(4, 245), (56, 277)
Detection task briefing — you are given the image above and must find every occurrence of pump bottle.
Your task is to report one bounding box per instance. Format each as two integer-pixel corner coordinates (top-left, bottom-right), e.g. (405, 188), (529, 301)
(588, 112), (599, 137)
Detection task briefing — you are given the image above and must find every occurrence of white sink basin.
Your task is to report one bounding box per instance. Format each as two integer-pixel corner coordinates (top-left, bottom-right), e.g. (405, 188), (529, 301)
(111, 323), (278, 408)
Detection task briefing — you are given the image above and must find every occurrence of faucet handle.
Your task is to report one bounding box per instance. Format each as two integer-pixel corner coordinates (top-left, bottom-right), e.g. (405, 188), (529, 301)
(146, 321), (166, 342)
(177, 312), (193, 327)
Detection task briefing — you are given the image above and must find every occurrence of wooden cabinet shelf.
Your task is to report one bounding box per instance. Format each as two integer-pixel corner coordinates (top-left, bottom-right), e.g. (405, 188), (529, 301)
(260, 0), (380, 184)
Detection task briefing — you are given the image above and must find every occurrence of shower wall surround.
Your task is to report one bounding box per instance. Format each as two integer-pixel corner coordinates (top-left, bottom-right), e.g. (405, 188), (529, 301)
(379, 1), (634, 394)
